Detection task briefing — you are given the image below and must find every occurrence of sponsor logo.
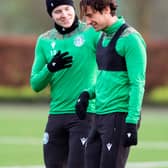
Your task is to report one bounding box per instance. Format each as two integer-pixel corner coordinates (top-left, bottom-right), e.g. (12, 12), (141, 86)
(106, 143), (112, 151)
(80, 137), (87, 146)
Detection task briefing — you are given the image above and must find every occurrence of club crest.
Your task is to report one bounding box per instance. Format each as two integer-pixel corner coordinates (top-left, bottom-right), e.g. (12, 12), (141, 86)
(43, 132), (49, 145)
(74, 35), (85, 47)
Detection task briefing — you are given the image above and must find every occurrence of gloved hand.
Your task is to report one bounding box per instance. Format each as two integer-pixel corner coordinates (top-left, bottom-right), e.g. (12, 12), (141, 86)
(75, 91), (89, 120)
(47, 50), (72, 72)
(123, 123), (137, 147)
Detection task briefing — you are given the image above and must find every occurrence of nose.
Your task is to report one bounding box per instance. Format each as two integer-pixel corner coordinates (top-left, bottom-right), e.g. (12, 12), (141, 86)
(61, 10), (68, 17)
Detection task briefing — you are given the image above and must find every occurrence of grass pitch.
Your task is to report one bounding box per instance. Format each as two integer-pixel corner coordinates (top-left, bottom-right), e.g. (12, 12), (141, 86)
(0, 103), (168, 167)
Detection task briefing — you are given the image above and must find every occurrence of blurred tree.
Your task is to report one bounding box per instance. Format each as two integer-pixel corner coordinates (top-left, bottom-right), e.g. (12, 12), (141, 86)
(135, 0), (150, 38)
(126, 0), (151, 39)
(0, 0), (52, 35)
(0, 0), (167, 40)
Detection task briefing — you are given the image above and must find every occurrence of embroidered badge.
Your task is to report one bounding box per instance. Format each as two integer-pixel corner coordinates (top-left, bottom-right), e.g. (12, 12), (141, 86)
(43, 132), (49, 145)
(74, 35), (85, 47)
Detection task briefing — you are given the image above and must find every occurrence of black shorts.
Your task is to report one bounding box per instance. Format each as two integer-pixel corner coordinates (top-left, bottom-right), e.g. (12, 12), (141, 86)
(85, 112), (130, 168)
(43, 113), (94, 168)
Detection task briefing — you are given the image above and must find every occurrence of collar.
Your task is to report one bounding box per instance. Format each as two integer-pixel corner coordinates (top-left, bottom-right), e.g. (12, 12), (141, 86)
(54, 15), (79, 35)
(103, 16), (126, 35)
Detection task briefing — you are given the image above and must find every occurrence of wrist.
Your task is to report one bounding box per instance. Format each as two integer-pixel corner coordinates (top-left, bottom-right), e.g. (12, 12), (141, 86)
(47, 62), (56, 72)
(123, 123), (138, 147)
(81, 91), (90, 99)
(126, 123), (137, 131)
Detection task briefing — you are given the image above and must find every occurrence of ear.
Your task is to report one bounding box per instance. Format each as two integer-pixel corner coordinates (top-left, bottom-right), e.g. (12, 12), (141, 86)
(102, 6), (111, 15)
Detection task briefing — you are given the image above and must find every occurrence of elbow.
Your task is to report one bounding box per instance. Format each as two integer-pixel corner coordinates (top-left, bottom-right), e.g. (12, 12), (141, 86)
(31, 84), (41, 93)
(32, 86), (41, 93)
(30, 80), (42, 93)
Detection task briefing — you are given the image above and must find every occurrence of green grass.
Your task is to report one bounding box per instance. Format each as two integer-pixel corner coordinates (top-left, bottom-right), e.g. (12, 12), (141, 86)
(0, 103), (48, 166)
(0, 103), (168, 166)
(1, 85), (168, 105)
(128, 106), (168, 162)
(146, 86), (168, 104)
(0, 86), (50, 101)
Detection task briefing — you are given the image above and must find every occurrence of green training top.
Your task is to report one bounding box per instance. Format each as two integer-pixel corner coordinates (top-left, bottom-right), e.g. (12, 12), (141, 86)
(30, 22), (100, 114)
(87, 17), (147, 124)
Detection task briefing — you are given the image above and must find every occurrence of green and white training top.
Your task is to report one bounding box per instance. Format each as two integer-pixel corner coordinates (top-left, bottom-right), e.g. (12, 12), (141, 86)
(30, 21), (100, 114)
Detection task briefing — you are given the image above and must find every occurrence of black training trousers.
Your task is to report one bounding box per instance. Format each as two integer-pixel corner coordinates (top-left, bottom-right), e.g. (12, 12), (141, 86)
(85, 112), (130, 168)
(43, 114), (93, 168)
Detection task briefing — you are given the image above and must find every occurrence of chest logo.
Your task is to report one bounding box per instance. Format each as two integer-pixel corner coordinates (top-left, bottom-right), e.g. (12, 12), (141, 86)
(74, 35), (85, 47)
(50, 41), (57, 56)
(51, 41), (56, 49)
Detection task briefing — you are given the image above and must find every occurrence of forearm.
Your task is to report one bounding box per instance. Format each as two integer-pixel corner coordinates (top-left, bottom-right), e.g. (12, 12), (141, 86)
(126, 81), (145, 124)
(30, 65), (52, 92)
(125, 33), (147, 124)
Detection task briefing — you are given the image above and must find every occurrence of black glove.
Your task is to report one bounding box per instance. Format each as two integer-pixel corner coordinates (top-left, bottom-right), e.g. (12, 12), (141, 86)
(47, 50), (72, 72)
(123, 123), (137, 147)
(75, 91), (89, 120)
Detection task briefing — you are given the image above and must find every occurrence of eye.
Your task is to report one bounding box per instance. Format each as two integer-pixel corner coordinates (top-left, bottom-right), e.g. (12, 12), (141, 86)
(86, 14), (92, 18)
(53, 10), (61, 14)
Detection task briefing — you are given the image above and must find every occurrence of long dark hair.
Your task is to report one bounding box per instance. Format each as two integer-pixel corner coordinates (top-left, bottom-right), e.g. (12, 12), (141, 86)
(80, 0), (117, 19)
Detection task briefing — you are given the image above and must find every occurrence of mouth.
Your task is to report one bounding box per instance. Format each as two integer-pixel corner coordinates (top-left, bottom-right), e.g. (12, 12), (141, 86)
(61, 19), (70, 24)
(91, 22), (97, 28)
(92, 24), (97, 29)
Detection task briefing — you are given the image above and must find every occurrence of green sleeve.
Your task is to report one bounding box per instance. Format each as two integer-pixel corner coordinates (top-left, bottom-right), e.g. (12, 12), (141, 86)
(124, 33), (147, 124)
(30, 37), (52, 92)
(85, 85), (96, 99)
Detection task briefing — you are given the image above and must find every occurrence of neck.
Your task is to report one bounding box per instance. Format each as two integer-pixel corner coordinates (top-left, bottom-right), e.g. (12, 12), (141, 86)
(54, 15), (79, 35)
(106, 15), (118, 27)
